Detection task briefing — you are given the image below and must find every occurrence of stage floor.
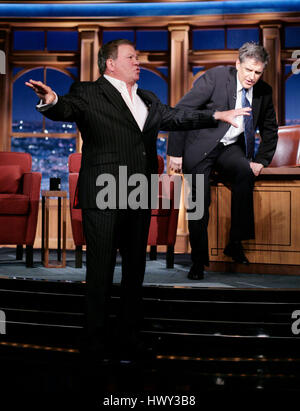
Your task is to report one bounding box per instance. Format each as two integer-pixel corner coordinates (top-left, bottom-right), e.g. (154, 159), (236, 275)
(0, 247), (300, 289)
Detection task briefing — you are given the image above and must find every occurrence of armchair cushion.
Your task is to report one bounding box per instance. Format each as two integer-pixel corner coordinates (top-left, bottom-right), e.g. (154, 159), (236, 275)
(0, 165), (23, 194)
(0, 194), (29, 215)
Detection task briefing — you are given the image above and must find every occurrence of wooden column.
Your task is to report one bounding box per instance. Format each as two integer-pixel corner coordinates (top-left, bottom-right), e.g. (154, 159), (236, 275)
(77, 27), (99, 151)
(168, 25), (190, 107)
(79, 27), (99, 82)
(0, 28), (10, 151)
(168, 25), (190, 252)
(261, 24), (281, 123)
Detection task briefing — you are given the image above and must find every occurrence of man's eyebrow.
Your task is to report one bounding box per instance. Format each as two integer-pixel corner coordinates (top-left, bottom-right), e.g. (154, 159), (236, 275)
(244, 66), (262, 73)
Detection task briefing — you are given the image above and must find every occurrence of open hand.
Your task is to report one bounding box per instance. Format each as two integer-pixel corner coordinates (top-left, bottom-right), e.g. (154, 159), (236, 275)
(214, 107), (251, 127)
(25, 79), (56, 105)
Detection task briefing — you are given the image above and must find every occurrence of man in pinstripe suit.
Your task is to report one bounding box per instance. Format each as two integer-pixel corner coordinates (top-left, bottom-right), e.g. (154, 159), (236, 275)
(26, 39), (250, 361)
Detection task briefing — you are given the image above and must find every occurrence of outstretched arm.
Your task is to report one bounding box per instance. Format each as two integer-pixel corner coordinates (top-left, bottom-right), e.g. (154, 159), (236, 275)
(25, 79), (87, 122)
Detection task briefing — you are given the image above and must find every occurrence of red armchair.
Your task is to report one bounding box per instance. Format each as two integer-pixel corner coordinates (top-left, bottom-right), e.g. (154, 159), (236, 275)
(147, 156), (181, 268)
(0, 152), (41, 267)
(68, 153), (180, 268)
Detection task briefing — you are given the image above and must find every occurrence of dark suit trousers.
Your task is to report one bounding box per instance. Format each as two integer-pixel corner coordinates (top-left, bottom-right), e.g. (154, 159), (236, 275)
(187, 141), (256, 266)
(82, 208), (151, 345)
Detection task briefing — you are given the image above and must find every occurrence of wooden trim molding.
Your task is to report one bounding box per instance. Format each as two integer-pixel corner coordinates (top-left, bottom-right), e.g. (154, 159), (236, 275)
(168, 25), (190, 107)
(79, 27), (99, 82)
(262, 24), (281, 123)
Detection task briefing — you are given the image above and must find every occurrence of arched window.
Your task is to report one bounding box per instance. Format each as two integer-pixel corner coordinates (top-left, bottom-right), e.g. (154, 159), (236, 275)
(11, 67), (78, 192)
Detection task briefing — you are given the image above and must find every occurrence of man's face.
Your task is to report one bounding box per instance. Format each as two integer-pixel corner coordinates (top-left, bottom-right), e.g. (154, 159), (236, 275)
(107, 44), (140, 85)
(236, 57), (265, 89)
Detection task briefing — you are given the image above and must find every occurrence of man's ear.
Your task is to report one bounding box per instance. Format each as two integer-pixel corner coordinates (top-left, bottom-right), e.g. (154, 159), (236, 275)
(106, 58), (114, 73)
(236, 59), (241, 70)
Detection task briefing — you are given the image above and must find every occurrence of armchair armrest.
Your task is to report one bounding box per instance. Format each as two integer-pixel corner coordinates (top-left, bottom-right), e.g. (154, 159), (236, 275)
(69, 173), (85, 245)
(23, 172), (42, 244)
(23, 172), (42, 200)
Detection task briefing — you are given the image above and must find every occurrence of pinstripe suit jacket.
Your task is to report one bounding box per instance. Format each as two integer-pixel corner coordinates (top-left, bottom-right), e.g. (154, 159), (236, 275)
(43, 76), (217, 209)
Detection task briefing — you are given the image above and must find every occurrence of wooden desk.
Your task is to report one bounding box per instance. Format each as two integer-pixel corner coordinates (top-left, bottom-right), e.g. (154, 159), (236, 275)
(41, 190), (67, 268)
(208, 167), (300, 273)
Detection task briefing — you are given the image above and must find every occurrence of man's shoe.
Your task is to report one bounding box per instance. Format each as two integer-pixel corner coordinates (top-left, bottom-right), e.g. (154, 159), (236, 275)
(224, 241), (249, 265)
(187, 263), (204, 280)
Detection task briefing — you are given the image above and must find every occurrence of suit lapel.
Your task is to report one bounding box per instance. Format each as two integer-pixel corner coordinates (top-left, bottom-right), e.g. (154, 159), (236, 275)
(252, 84), (262, 129)
(96, 76), (141, 130)
(226, 69), (261, 129)
(226, 69), (238, 110)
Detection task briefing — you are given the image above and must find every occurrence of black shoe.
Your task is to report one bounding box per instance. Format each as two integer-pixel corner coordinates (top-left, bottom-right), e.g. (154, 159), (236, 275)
(187, 263), (204, 280)
(224, 241), (249, 265)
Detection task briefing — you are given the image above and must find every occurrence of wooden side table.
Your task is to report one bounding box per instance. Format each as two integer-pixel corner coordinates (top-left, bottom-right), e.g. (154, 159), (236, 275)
(41, 190), (67, 268)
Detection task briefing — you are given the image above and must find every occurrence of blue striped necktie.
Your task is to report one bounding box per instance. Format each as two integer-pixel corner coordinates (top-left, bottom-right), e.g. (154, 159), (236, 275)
(242, 88), (255, 159)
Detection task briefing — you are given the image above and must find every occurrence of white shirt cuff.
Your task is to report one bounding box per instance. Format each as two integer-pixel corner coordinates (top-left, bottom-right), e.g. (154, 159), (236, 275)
(36, 92), (58, 112)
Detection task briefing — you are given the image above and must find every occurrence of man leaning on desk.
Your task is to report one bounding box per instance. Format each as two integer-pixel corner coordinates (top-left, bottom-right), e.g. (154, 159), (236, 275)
(168, 41), (278, 281)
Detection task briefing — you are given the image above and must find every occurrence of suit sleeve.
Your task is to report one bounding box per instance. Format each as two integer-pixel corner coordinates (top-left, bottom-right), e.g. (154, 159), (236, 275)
(167, 69), (217, 157)
(255, 89), (278, 167)
(158, 104), (217, 132)
(151, 69), (219, 148)
(37, 82), (88, 123)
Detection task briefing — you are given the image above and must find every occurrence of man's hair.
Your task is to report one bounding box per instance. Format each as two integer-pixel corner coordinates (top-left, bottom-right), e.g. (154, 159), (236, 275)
(238, 42), (270, 66)
(98, 39), (135, 75)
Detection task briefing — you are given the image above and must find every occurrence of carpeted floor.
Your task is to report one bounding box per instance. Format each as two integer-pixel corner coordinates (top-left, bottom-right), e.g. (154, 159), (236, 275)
(1, 247), (300, 289)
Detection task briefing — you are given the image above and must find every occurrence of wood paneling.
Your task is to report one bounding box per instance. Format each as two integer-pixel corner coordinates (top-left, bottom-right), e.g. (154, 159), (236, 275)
(208, 179), (300, 265)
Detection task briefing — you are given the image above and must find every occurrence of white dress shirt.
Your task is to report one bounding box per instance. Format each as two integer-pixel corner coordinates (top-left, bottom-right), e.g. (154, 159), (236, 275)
(221, 75), (253, 146)
(37, 75), (149, 132)
(104, 75), (148, 131)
